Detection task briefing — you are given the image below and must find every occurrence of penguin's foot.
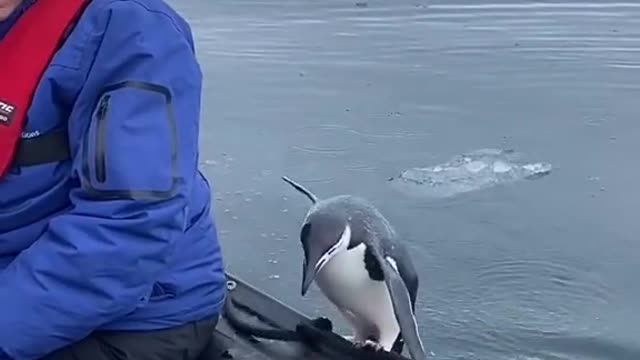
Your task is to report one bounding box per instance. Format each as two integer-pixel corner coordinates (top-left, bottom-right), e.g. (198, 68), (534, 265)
(354, 339), (384, 352)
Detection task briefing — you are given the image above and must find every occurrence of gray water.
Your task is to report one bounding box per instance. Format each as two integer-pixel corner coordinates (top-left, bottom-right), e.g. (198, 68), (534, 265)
(168, 1), (640, 359)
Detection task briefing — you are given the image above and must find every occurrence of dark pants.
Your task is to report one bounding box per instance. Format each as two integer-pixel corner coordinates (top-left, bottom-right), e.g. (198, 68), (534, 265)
(42, 315), (219, 360)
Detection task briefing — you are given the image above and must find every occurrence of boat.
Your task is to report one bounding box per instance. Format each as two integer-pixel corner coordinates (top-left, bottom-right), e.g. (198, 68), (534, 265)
(197, 272), (412, 360)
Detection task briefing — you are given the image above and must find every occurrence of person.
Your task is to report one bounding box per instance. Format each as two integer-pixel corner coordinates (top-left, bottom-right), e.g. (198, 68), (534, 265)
(0, 0), (227, 358)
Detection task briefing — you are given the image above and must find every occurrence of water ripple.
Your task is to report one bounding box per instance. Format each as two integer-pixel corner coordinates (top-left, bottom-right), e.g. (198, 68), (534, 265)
(290, 144), (349, 155)
(472, 258), (614, 332)
(186, 0), (640, 73)
(476, 259), (612, 304)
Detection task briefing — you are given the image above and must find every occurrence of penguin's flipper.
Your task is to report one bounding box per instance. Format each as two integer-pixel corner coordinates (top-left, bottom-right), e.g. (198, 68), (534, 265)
(379, 255), (427, 360)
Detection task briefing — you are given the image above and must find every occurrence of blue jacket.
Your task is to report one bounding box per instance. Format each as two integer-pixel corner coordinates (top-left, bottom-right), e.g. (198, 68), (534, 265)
(0, 0), (226, 358)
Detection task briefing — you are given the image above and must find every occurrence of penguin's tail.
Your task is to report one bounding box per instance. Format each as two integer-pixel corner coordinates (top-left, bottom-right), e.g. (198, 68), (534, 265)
(282, 176), (319, 204)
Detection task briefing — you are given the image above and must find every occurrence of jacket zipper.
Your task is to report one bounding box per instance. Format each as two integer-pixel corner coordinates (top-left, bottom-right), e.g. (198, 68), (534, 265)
(95, 94), (110, 183)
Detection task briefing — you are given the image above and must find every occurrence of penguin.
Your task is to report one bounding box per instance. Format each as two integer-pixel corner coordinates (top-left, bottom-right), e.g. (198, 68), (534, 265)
(282, 176), (427, 360)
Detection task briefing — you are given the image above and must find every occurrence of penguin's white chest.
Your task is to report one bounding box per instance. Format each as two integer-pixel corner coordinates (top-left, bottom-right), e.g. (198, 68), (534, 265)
(314, 243), (400, 349)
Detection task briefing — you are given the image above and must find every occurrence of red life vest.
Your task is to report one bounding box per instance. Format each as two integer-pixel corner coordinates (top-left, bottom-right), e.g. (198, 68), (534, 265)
(0, 0), (89, 178)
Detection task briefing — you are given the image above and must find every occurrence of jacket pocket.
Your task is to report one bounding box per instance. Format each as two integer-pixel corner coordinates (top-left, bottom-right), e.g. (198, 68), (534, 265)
(80, 81), (180, 201)
(94, 93), (110, 183)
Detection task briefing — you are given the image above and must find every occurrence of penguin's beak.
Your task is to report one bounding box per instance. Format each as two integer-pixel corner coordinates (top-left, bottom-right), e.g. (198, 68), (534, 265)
(301, 259), (317, 296)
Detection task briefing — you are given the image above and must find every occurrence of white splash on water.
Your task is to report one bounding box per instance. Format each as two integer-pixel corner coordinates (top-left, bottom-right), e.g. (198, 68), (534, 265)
(388, 149), (552, 199)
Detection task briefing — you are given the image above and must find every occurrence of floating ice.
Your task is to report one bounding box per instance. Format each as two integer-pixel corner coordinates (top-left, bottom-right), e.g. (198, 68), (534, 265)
(388, 149), (552, 199)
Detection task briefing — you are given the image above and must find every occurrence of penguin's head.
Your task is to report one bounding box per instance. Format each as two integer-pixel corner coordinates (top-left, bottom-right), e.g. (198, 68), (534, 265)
(299, 212), (352, 296)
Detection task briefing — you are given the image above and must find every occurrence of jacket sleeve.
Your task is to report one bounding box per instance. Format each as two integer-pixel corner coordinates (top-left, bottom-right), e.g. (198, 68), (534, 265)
(0, 3), (204, 359)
